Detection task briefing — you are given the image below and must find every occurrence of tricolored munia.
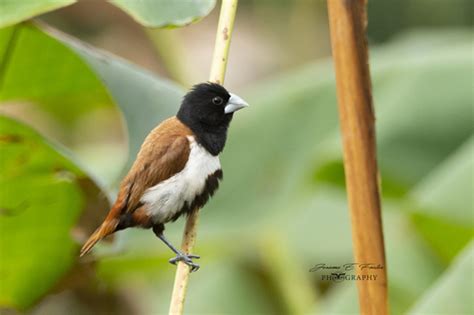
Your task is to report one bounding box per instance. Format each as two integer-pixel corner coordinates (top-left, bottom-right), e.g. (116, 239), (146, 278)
(80, 82), (249, 271)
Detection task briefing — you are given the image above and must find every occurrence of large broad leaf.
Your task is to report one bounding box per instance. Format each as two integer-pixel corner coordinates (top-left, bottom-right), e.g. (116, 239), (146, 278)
(109, 0), (216, 28)
(407, 241), (474, 315)
(0, 116), (107, 310)
(0, 0), (215, 29)
(299, 31), (474, 196)
(0, 23), (182, 309)
(0, 0), (75, 28)
(47, 26), (184, 171)
(0, 24), (114, 125)
(410, 136), (473, 225)
(374, 37), (473, 189)
(0, 23), (183, 182)
(0, 24), (122, 183)
(408, 137), (473, 263)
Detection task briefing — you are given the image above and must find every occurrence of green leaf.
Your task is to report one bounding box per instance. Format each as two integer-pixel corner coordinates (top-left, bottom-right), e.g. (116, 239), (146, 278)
(383, 208), (444, 314)
(0, 115), (106, 310)
(411, 136), (474, 225)
(0, 23), (124, 183)
(0, 23), (184, 182)
(51, 27), (184, 171)
(411, 214), (473, 264)
(374, 38), (474, 188)
(0, 24), (114, 125)
(408, 137), (474, 262)
(0, 26), (184, 310)
(306, 31), (474, 194)
(109, 0), (216, 28)
(0, 0), (75, 28)
(407, 241), (474, 315)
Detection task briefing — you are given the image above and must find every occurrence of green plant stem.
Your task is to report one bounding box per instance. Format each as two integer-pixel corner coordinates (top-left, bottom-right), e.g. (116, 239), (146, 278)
(168, 1), (239, 314)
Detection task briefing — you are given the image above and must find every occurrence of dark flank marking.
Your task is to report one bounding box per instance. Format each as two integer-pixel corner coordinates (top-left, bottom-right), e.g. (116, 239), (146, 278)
(115, 202), (154, 231)
(115, 212), (134, 231)
(170, 169), (223, 222)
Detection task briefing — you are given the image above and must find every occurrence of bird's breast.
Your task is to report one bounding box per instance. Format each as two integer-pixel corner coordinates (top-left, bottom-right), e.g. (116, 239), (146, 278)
(140, 136), (222, 223)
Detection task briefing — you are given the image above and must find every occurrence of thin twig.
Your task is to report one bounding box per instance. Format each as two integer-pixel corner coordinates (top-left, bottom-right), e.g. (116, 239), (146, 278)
(327, 1), (388, 314)
(168, 1), (239, 314)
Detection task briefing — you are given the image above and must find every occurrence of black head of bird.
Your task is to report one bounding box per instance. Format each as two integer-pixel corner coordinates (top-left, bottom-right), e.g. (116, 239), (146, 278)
(177, 83), (249, 155)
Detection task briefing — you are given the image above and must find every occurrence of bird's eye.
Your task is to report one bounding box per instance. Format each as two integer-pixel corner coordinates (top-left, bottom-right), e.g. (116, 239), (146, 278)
(212, 96), (223, 105)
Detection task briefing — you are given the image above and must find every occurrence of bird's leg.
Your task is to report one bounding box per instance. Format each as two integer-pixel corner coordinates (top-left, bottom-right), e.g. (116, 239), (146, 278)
(152, 225), (200, 272)
(158, 233), (201, 272)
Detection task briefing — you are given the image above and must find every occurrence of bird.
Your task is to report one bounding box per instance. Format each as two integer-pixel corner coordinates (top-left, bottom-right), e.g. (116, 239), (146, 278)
(80, 82), (249, 272)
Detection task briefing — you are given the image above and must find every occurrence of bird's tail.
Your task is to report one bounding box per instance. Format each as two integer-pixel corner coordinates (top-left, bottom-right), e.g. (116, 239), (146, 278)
(79, 218), (118, 257)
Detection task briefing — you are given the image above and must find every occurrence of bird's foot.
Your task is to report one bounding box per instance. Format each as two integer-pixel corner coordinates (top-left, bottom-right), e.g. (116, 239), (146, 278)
(169, 253), (200, 272)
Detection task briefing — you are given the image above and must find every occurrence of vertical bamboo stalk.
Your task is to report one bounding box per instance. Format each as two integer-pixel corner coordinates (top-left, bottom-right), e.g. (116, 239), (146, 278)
(327, 1), (388, 314)
(209, 0), (238, 84)
(168, 1), (239, 314)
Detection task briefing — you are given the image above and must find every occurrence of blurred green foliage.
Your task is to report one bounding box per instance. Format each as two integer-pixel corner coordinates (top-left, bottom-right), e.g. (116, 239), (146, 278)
(0, 0), (216, 29)
(0, 1), (473, 314)
(0, 0), (75, 28)
(0, 116), (105, 309)
(407, 242), (474, 315)
(109, 0), (216, 28)
(0, 25), (113, 125)
(367, 0), (473, 42)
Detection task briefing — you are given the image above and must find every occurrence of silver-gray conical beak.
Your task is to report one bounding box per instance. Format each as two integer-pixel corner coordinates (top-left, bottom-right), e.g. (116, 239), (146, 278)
(225, 93), (249, 114)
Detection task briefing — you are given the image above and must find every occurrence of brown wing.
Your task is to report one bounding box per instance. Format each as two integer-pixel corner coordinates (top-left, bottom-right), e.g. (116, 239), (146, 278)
(118, 116), (193, 213)
(80, 117), (192, 256)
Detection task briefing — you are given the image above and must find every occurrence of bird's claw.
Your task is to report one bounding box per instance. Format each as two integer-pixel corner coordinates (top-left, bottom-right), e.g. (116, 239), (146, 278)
(169, 253), (201, 272)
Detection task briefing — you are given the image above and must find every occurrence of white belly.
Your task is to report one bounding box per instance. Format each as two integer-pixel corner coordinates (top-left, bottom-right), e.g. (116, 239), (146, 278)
(140, 136), (221, 223)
